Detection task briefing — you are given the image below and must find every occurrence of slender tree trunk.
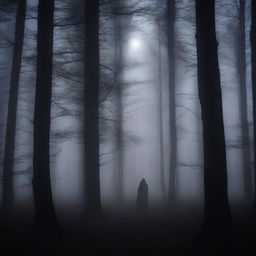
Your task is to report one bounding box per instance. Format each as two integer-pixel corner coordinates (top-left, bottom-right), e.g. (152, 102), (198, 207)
(32, 0), (59, 232)
(195, 0), (232, 237)
(251, 0), (256, 210)
(167, 0), (177, 204)
(158, 35), (165, 199)
(196, 97), (204, 201)
(114, 14), (124, 202)
(84, 0), (102, 215)
(237, 0), (252, 199)
(2, 0), (26, 211)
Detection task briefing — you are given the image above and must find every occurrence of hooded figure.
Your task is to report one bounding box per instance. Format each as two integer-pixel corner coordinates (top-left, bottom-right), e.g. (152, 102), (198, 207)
(136, 178), (148, 210)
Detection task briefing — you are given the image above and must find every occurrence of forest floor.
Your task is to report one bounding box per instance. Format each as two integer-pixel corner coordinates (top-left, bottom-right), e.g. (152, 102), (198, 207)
(0, 203), (255, 256)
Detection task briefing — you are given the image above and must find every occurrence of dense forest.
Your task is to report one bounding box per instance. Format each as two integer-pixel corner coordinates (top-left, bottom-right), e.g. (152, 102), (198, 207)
(0, 0), (256, 255)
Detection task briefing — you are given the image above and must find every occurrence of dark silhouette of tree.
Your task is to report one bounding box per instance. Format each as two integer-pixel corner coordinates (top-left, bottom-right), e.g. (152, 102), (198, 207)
(2, 0), (26, 211)
(157, 28), (165, 199)
(195, 0), (233, 238)
(251, 0), (256, 211)
(236, 0), (252, 199)
(114, 9), (124, 203)
(103, 0), (126, 203)
(84, 0), (102, 216)
(32, 0), (60, 232)
(167, 0), (177, 204)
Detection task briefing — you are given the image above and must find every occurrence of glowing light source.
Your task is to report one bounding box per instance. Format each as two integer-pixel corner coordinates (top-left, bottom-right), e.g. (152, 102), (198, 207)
(129, 38), (142, 50)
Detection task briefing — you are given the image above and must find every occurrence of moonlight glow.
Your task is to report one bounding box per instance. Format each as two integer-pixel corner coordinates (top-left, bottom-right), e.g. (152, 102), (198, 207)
(129, 38), (142, 50)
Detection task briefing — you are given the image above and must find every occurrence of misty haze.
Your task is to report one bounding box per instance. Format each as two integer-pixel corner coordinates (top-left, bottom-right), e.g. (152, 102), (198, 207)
(0, 0), (256, 255)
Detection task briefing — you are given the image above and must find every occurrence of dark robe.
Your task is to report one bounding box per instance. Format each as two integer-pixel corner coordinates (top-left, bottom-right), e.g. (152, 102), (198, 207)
(136, 179), (148, 210)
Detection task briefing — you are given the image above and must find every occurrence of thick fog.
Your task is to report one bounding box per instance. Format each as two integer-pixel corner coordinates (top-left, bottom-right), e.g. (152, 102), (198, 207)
(0, 0), (254, 221)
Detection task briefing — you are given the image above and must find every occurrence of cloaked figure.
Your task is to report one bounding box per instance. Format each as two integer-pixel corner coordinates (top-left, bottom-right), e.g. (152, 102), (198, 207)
(136, 178), (148, 210)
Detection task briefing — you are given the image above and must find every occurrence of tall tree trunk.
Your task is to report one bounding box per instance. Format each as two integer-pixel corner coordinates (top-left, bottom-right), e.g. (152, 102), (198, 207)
(32, 0), (59, 232)
(84, 0), (102, 215)
(167, 0), (177, 204)
(237, 0), (252, 199)
(158, 34), (165, 199)
(2, 0), (26, 211)
(196, 97), (204, 201)
(251, 0), (256, 210)
(195, 0), (232, 237)
(114, 14), (124, 202)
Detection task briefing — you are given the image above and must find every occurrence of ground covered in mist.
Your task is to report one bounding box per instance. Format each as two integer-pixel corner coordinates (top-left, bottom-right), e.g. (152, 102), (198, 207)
(0, 204), (255, 256)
